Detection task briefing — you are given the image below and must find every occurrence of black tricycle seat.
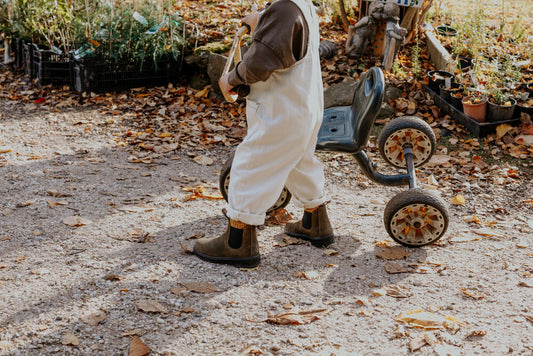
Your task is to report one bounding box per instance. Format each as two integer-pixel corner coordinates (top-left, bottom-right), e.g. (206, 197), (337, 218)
(317, 67), (385, 154)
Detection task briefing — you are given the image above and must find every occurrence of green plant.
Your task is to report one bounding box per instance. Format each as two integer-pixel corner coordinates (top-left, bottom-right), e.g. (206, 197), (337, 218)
(76, 0), (187, 67)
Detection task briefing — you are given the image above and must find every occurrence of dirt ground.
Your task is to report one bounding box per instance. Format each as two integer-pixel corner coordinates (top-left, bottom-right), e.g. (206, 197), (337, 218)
(0, 86), (532, 356)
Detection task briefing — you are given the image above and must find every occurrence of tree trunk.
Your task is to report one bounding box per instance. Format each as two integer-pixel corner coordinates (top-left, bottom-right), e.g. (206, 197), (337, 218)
(338, 0), (350, 31)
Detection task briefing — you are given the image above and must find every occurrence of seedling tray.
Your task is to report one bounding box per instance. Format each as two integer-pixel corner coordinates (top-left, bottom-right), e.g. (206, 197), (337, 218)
(32, 44), (71, 86)
(424, 85), (521, 137)
(70, 57), (178, 93)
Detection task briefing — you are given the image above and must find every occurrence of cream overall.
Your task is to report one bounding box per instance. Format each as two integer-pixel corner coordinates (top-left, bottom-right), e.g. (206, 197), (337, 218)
(227, 0), (326, 226)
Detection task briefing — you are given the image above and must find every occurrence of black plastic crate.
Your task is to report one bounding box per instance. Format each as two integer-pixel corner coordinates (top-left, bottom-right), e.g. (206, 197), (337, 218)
(23, 42), (34, 79)
(424, 85), (521, 137)
(70, 57), (179, 93)
(32, 44), (70, 86)
(13, 38), (25, 69)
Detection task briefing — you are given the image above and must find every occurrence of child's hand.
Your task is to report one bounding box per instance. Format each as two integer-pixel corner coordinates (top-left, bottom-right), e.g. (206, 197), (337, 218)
(219, 73), (236, 98)
(242, 11), (259, 35)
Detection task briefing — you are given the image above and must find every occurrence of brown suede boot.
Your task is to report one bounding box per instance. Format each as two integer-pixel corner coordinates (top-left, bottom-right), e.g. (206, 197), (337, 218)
(193, 218), (260, 268)
(285, 204), (334, 247)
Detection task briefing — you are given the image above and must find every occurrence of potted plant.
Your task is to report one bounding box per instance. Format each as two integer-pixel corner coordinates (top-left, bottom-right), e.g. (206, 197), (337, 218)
(486, 88), (516, 122)
(513, 87), (532, 118)
(439, 82), (463, 103)
(462, 90), (488, 123)
(427, 70), (455, 92)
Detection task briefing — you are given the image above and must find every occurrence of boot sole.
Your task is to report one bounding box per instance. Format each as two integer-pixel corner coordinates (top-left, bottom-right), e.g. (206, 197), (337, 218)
(193, 248), (261, 268)
(285, 232), (335, 248)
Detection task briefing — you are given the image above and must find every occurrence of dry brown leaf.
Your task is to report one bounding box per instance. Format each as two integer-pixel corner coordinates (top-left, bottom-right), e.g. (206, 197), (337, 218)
(276, 236), (304, 247)
(1, 236), (11, 241)
(409, 334), (427, 352)
(265, 208), (292, 225)
(179, 243), (193, 254)
(396, 310), (462, 330)
(518, 280), (533, 288)
(450, 194), (466, 205)
(0, 146), (12, 154)
(354, 296), (370, 305)
(193, 155), (214, 166)
(496, 123), (514, 139)
(47, 190), (72, 198)
(128, 336), (151, 356)
(384, 284), (412, 298)
(293, 270), (319, 280)
(375, 240), (392, 247)
(134, 300), (168, 314)
(323, 248), (339, 256)
(384, 262), (410, 274)
(180, 282), (217, 293)
(63, 216), (93, 227)
(376, 247), (411, 260)
(61, 332), (79, 346)
(104, 274), (124, 281)
(460, 288), (485, 300)
(47, 200), (68, 208)
(81, 311), (107, 326)
(472, 228), (507, 239)
(264, 308), (329, 325)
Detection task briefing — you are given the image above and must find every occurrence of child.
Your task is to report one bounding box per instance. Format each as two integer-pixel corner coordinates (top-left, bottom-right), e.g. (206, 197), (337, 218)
(193, 0), (334, 268)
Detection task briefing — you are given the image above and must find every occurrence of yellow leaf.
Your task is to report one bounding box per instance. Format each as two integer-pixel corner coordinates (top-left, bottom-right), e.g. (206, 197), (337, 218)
(451, 194), (466, 205)
(496, 123), (513, 139)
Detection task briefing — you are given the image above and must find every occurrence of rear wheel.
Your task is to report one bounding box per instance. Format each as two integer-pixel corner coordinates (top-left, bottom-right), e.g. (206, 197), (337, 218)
(377, 116), (436, 168)
(219, 154), (292, 215)
(384, 189), (449, 247)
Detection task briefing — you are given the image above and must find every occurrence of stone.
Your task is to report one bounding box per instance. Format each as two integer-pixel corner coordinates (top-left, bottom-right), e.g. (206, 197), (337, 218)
(384, 86), (404, 102)
(323, 80), (357, 109)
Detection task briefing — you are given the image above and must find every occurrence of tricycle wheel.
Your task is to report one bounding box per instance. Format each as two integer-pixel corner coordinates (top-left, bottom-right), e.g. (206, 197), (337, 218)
(377, 116), (436, 169)
(219, 153), (292, 215)
(384, 188), (448, 247)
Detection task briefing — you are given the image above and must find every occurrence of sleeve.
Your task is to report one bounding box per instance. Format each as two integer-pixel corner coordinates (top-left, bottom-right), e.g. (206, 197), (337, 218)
(228, 0), (309, 87)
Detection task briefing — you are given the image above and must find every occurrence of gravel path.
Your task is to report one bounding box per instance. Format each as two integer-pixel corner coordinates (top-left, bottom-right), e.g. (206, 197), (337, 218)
(0, 97), (532, 356)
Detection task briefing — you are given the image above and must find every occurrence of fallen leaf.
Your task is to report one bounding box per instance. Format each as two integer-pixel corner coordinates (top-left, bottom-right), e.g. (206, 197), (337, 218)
(62, 332), (79, 346)
(263, 308), (329, 325)
(392, 325), (407, 339)
(496, 123), (513, 139)
(180, 282), (217, 293)
(518, 280), (533, 288)
(276, 236), (304, 247)
(375, 240), (392, 247)
(323, 248), (339, 256)
(265, 208), (292, 225)
(179, 243), (193, 254)
(0, 146), (12, 153)
(193, 155), (214, 166)
(450, 194), (466, 205)
(81, 311), (107, 326)
(63, 216), (93, 227)
(1, 236), (11, 241)
(47, 200), (68, 208)
(31, 268), (50, 275)
(47, 190), (73, 198)
(134, 300), (168, 314)
(354, 296), (370, 305)
(128, 336), (151, 356)
(396, 310), (462, 330)
(384, 284), (412, 298)
(104, 274), (124, 281)
(472, 228), (507, 239)
(293, 270), (319, 280)
(384, 262), (410, 274)
(376, 247), (411, 260)
(409, 333), (427, 352)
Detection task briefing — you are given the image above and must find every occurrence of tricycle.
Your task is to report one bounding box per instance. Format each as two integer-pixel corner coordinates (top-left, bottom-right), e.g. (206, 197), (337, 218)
(218, 28), (449, 247)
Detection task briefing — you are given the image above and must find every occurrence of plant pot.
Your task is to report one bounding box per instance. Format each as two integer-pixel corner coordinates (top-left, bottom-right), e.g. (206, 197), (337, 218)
(439, 82), (463, 103)
(487, 98), (517, 122)
(428, 70), (454, 92)
(436, 25), (458, 36)
(457, 56), (474, 71)
(450, 92), (464, 111)
(462, 96), (487, 123)
(516, 100), (533, 118)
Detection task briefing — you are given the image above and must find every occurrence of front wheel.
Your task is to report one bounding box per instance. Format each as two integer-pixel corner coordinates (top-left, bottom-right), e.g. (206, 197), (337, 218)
(219, 153), (292, 215)
(384, 189), (449, 247)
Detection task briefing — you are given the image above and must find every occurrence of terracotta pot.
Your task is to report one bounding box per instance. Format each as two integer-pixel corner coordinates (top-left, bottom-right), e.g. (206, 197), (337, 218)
(487, 98), (516, 122)
(462, 96), (487, 123)
(439, 82), (463, 103)
(427, 70), (454, 92)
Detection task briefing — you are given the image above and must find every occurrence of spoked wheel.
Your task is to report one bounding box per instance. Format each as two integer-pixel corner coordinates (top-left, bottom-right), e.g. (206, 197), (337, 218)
(219, 153), (292, 215)
(377, 116), (436, 169)
(384, 189), (449, 247)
